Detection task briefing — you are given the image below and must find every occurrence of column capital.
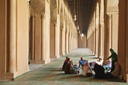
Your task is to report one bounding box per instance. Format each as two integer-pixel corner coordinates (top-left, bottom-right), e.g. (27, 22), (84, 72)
(107, 14), (112, 19)
(41, 13), (46, 19)
(31, 14), (35, 20)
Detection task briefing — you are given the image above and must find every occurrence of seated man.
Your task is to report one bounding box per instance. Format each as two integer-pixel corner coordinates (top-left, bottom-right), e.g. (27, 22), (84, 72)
(82, 60), (92, 76)
(79, 57), (87, 68)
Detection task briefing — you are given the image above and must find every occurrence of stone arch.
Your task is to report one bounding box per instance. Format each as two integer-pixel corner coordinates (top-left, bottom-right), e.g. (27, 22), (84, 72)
(31, 0), (45, 14)
(50, 0), (58, 23)
(60, 4), (64, 29)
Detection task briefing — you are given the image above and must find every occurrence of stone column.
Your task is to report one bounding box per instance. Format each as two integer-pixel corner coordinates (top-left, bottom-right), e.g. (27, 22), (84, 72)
(41, 14), (46, 61)
(55, 23), (60, 58)
(9, 0), (16, 73)
(104, 14), (112, 61)
(95, 28), (98, 56)
(70, 34), (73, 51)
(31, 15), (35, 61)
(118, 0), (128, 81)
(98, 23), (104, 59)
(126, 0), (128, 82)
(65, 29), (69, 54)
(60, 28), (63, 55)
(62, 28), (65, 55)
(68, 32), (70, 52)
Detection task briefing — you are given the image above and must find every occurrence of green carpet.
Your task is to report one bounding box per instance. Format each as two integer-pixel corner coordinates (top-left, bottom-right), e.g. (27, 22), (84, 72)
(0, 49), (127, 85)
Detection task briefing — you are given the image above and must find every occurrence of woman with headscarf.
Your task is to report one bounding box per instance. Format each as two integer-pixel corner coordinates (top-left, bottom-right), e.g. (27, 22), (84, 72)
(93, 63), (106, 78)
(64, 59), (78, 74)
(82, 60), (92, 76)
(107, 48), (118, 71)
(106, 62), (121, 78)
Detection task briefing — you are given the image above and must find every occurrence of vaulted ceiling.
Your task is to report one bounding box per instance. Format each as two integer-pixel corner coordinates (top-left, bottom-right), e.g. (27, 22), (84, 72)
(66, 0), (95, 34)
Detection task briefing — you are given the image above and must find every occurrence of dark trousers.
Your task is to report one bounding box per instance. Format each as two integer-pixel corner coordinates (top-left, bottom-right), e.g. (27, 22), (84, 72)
(106, 73), (115, 78)
(111, 60), (117, 72)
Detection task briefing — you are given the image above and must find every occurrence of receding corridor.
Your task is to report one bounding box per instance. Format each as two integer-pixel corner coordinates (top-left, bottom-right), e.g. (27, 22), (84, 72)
(0, 49), (125, 85)
(0, 0), (128, 84)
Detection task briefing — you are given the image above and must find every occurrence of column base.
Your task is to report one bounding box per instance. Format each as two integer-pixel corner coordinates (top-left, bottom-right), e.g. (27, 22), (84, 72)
(94, 52), (98, 57)
(59, 53), (63, 56)
(5, 72), (17, 81)
(66, 51), (69, 54)
(62, 53), (65, 55)
(30, 60), (49, 64)
(50, 55), (60, 59)
(126, 74), (128, 83)
(99, 55), (103, 59)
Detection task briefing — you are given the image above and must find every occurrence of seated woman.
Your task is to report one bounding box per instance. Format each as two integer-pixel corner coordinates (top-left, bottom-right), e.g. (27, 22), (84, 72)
(106, 62), (121, 78)
(93, 63), (106, 78)
(82, 60), (92, 76)
(64, 58), (79, 74)
(62, 58), (69, 71)
(96, 58), (103, 66)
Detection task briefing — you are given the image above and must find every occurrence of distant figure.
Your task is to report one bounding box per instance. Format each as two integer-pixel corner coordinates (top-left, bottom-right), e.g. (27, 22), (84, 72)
(107, 48), (118, 71)
(62, 58), (70, 71)
(96, 58), (103, 66)
(64, 57), (68, 62)
(79, 57), (87, 68)
(82, 60), (92, 76)
(106, 62), (121, 78)
(93, 63), (106, 79)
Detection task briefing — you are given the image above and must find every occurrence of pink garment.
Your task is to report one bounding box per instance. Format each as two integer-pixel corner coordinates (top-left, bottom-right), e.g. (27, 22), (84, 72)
(115, 62), (120, 68)
(106, 61), (112, 68)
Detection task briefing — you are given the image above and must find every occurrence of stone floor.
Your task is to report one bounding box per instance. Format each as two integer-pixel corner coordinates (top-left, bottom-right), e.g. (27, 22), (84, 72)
(0, 48), (127, 85)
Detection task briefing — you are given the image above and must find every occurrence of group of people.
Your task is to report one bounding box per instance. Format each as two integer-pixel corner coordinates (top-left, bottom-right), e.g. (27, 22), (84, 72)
(62, 48), (122, 79)
(62, 57), (79, 74)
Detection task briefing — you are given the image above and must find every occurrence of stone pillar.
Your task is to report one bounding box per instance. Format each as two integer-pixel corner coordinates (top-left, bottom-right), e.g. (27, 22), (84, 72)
(50, 22), (60, 58)
(55, 23), (60, 58)
(111, 14), (118, 52)
(104, 14), (112, 61)
(95, 28), (99, 56)
(118, 0), (128, 81)
(71, 34), (73, 51)
(98, 0), (104, 59)
(65, 29), (69, 54)
(62, 28), (65, 55)
(9, 0), (16, 73)
(126, 0), (128, 82)
(68, 32), (70, 52)
(98, 23), (104, 59)
(31, 15), (35, 61)
(60, 28), (63, 55)
(41, 14), (46, 61)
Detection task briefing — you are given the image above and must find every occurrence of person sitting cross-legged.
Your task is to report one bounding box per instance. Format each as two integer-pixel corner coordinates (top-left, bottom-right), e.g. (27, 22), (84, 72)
(93, 63), (106, 79)
(82, 60), (92, 76)
(64, 58), (79, 74)
(62, 58), (69, 71)
(106, 62), (121, 79)
(79, 57), (87, 68)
